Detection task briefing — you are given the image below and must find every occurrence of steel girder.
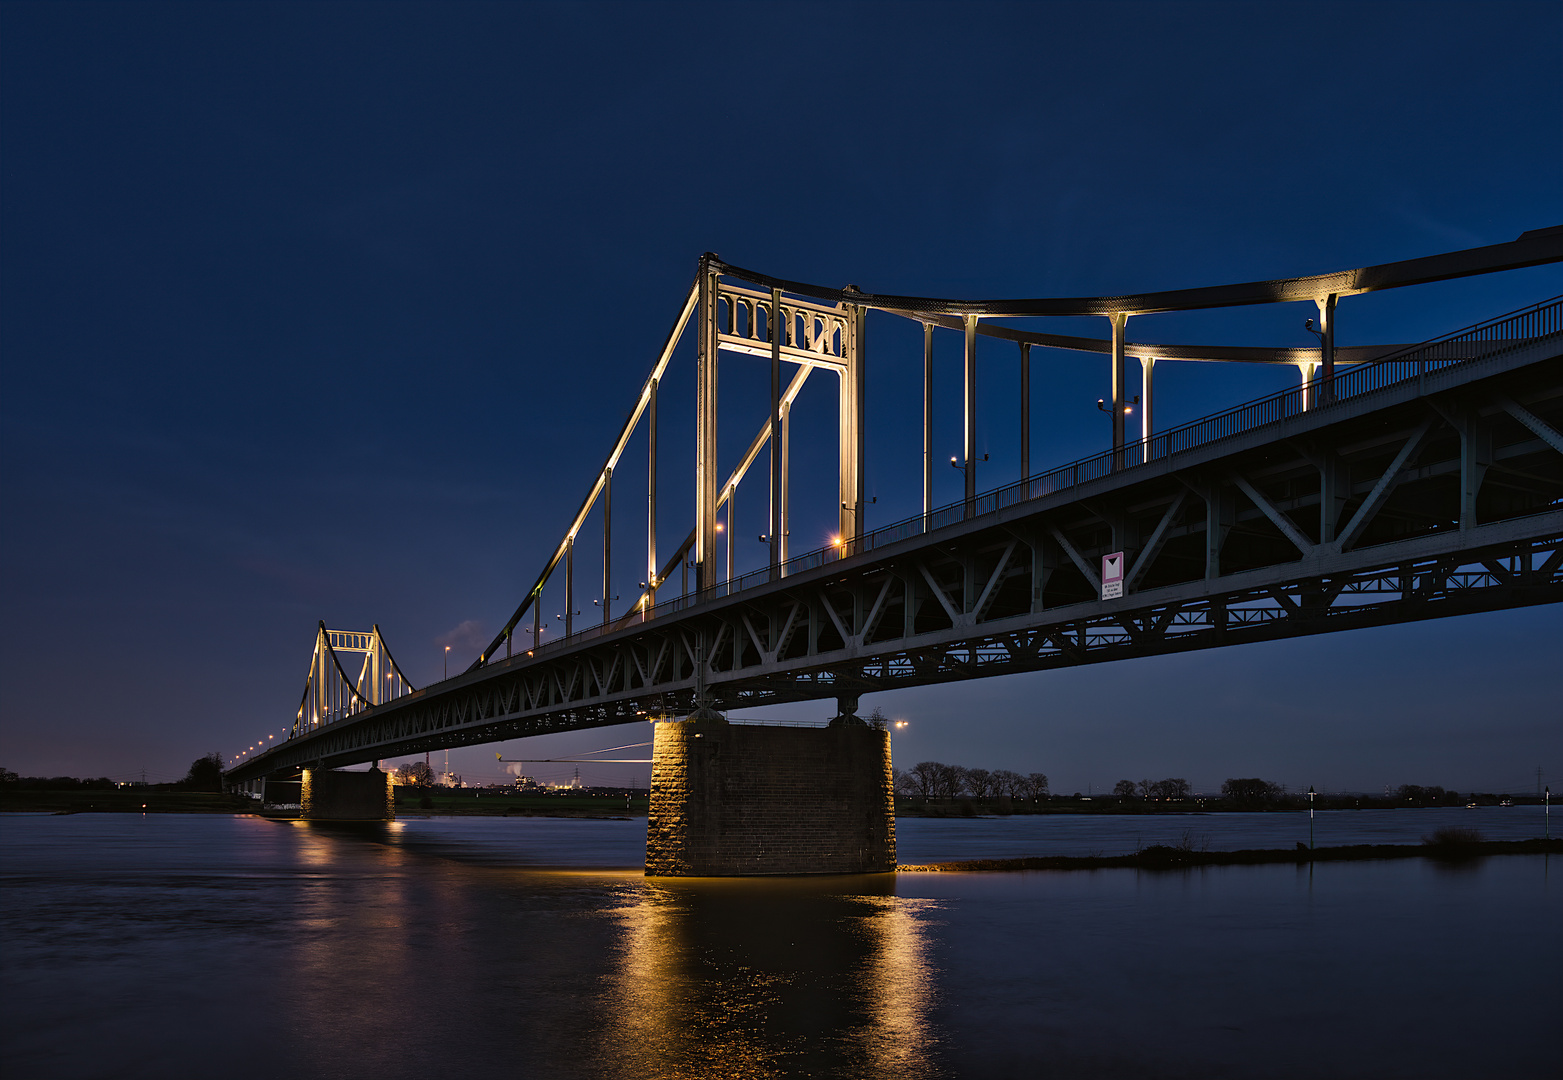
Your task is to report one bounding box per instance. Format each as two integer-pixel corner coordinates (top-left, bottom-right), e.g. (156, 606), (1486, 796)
(226, 349), (1563, 781)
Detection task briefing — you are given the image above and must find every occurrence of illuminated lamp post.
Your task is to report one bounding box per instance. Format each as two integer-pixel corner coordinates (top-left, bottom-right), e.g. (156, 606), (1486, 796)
(1307, 786), (1316, 850)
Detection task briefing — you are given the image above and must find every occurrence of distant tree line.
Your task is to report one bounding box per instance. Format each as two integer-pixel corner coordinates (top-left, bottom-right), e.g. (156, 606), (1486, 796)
(1113, 778), (1193, 801)
(0, 759), (1485, 809)
(1394, 784), (1463, 806)
(894, 762), (1049, 800)
(0, 767), (117, 790)
(1219, 777), (1285, 807)
(0, 753), (224, 793)
(884, 770), (1481, 810)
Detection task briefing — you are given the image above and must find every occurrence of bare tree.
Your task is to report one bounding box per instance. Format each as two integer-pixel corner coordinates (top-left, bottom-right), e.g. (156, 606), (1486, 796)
(935, 763), (968, 798)
(891, 767), (918, 798)
(397, 761), (433, 787)
(1138, 778), (1155, 799)
(1024, 772), (1050, 800)
(909, 761), (942, 799)
(1151, 778), (1191, 801)
(965, 768), (996, 799)
(1112, 779), (1138, 798)
(993, 769), (1027, 798)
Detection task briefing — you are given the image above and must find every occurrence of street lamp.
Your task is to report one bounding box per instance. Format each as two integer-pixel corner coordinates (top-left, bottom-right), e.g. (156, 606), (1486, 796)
(1308, 786), (1316, 850)
(444, 645), (451, 680)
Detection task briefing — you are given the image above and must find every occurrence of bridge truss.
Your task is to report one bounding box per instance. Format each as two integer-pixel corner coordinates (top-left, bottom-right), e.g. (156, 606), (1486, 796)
(227, 231), (1563, 781)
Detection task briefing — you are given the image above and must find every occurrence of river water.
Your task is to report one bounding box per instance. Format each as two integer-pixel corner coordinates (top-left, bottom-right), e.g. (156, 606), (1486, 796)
(2, 809), (1557, 1079)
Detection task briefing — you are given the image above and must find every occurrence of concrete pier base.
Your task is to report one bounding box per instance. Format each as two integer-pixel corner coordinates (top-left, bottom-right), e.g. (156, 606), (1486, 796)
(646, 718), (895, 876)
(299, 767), (393, 820)
(259, 770), (302, 816)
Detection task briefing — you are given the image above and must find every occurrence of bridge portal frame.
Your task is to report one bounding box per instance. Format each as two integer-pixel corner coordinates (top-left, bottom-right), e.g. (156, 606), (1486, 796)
(288, 623), (416, 742)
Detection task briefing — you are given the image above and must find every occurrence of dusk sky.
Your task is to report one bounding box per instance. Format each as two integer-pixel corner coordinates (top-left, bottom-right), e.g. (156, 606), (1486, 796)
(2, 1), (1559, 794)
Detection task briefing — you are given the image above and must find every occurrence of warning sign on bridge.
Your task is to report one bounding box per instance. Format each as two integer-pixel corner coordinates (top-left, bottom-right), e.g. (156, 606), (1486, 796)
(1101, 551), (1125, 600)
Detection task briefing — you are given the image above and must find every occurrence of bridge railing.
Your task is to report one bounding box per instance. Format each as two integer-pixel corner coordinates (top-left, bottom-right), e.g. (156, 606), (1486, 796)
(519, 296), (1561, 660)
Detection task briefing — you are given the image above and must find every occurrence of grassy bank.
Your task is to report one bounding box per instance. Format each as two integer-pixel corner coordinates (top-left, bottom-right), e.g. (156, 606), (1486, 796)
(898, 836), (1563, 872)
(0, 789), (254, 814)
(890, 795), (1535, 815)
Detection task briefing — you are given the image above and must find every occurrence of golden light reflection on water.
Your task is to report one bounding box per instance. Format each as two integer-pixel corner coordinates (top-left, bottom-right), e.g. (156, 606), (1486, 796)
(601, 876), (946, 1079)
(279, 821), (448, 1066)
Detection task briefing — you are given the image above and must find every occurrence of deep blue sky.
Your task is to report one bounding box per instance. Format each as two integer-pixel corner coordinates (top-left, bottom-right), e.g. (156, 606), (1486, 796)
(2, 1), (1559, 792)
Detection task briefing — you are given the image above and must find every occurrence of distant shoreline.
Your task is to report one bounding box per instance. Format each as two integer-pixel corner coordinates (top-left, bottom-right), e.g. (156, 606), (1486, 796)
(899, 837), (1563, 872)
(1, 793), (1548, 819)
(8, 804), (1556, 871)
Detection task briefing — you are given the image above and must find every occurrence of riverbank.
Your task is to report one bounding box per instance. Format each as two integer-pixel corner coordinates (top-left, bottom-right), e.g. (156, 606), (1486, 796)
(2, 789), (1548, 822)
(0, 790), (252, 814)
(1, 792), (1547, 819)
(0, 789), (644, 816)
(899, 836), (1563, 872)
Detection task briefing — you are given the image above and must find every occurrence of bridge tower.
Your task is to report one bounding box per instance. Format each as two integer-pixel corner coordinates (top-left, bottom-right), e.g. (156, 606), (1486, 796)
(256, 623), (415, 820)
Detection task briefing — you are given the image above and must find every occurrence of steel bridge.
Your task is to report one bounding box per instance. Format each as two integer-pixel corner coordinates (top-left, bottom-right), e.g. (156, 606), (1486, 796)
(227, 229), (1563, 782)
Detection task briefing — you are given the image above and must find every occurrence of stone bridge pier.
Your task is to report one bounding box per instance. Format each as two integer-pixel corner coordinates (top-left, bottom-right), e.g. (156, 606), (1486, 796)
(257, 767), (393, 820)
(645, 698), (896, 876)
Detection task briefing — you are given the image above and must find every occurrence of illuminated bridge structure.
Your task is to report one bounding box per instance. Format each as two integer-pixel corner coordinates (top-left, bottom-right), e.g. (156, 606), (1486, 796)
(227, 229), (1563, 785)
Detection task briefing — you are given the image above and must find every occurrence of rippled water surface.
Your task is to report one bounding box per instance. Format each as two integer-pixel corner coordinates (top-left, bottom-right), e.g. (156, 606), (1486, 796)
(2, 811), (1557, 1079)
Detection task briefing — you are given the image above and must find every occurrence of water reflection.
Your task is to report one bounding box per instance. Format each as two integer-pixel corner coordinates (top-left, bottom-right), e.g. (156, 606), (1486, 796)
(602, 876), (945, 1079)
(5, 816), (1555, 1079)
(281, 822), (435, 1067)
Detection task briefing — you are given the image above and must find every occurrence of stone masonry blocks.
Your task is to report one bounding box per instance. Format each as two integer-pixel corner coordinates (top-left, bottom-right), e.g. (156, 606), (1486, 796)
(300, 767), (394, 820)
(645, 719), (895, 876)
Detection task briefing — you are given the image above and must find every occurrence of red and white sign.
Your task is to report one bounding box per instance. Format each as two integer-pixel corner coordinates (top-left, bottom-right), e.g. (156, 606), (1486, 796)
(1101, 551), (1124, 600)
